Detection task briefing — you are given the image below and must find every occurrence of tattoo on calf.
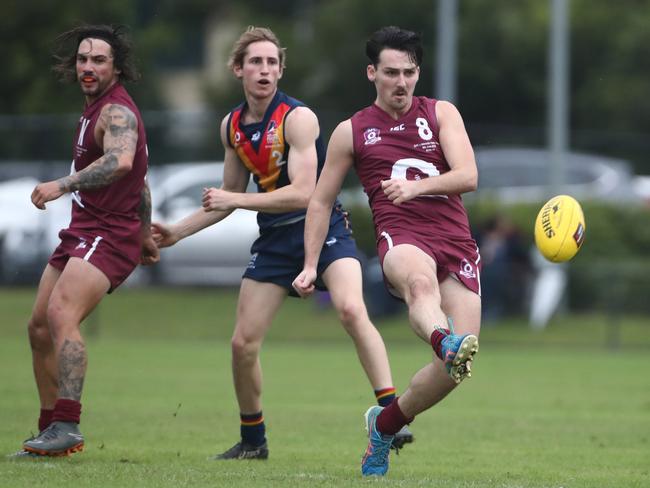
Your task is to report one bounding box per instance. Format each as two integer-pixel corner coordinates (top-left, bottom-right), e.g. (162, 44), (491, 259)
(58, 339), (87, 401)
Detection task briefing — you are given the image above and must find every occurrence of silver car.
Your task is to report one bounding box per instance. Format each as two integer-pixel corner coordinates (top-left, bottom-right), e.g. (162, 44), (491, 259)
(0, 163), (259, 286)
(146, 162), (259, 286)
(0, 177), (70, 283)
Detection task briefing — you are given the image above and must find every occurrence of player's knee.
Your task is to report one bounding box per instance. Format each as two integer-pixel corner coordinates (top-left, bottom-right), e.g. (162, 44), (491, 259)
(231, 334), (261, 362)
(45, 298), (78, 340)
(336, 299), (368, 330)
(406, 274), (437, 303)
(27, 315), (52, 352)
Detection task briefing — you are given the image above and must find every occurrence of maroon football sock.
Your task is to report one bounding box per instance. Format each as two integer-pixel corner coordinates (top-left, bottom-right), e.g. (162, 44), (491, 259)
(52, 399), (82, 424)
(430, 328), (450, 361)
(38, 408), (54, 432)
(376, 398), (414, 436)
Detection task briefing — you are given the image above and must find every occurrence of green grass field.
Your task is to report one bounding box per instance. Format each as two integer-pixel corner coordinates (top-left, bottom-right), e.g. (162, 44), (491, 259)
(1, 287), (649, 487)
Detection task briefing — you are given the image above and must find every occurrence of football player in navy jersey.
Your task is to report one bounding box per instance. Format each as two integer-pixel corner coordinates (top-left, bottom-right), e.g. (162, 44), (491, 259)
(293, 26), (481, 476)
(152, 26), (411, 460)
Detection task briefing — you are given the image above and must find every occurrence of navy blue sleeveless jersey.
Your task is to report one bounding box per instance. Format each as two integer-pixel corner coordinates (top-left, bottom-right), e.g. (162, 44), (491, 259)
(227, 90), (326, 230)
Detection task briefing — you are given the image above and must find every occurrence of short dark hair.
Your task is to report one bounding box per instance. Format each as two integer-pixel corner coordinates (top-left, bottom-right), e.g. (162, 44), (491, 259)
(366, 26), (423, 67)
(52, 24), (140, 83)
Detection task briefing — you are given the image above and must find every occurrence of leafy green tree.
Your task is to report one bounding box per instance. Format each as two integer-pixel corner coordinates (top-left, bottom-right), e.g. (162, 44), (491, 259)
(2, 1), (649, 170)
(0, 0), (165, 113)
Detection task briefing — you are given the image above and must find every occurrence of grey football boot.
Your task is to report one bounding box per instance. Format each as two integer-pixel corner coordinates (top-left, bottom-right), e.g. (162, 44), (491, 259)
(7, 432), (46, 459)
(391, 425), (414, 452)
(23, 421), (84, 456)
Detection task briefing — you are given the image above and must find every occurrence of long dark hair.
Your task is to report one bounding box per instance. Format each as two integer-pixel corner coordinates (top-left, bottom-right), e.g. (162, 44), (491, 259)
(52, 24), (140, 83)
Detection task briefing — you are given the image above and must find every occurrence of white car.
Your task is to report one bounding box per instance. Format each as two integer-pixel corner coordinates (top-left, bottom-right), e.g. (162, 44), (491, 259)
(471, 146), (635, 203)
(0, 177), (71, 283)
(0, 163), (259, 286)
(146, 162), (259, 286)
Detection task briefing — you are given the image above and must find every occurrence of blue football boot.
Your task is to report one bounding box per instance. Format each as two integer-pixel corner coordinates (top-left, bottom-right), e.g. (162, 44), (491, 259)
(361, 406), (394, 476)
(438, 326), (479, 384)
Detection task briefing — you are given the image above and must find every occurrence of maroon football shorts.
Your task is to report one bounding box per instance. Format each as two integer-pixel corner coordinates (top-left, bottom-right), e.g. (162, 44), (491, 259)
(48, 228), (140, 292)
(377, 228), (482, 297)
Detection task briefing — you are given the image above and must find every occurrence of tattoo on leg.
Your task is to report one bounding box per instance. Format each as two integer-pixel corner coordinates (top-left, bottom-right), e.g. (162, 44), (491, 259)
(58, 339), (87, 401)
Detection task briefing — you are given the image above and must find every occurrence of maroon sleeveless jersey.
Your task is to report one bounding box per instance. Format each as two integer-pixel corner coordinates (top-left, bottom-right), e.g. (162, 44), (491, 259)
(351, 97), (472, 242)
(69, 82), (148, 242)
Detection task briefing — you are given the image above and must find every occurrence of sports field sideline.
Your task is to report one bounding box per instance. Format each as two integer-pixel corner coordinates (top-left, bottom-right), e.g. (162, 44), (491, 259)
(1, 287), (648, 487)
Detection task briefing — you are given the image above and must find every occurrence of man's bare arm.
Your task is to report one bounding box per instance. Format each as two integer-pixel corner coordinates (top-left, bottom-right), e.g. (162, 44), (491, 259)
(59, 103), (138, 192)
(152, 115), (250, 248)
(381, 101), (477, 204)
(138, 180), (153, 232)
(31, 103), (139, 209)
(293, 119), (354, 297)
(202, 107), (319, 214)
(139, 180), (160, 264)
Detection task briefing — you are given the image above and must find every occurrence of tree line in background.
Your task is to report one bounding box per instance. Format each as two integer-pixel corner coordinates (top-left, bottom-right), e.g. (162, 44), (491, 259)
(1, 0), (650, 171)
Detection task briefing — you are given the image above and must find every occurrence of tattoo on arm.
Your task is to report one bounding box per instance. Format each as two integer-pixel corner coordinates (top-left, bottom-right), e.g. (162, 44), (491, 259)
(138, 182), (153, 230)
(58, 154), (120, 192)
(58, 104), (138, 193)
(58, 339), (87, 401)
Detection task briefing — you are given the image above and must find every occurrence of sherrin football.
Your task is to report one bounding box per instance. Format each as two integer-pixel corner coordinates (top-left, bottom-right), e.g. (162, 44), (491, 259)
(534, 195), (586, 262)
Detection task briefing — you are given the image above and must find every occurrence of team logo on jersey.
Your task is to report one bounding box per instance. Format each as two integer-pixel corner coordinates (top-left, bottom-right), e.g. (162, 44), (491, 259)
(266, 120), (279, 146)
(234, 131), (242, 144)
(459, 258), (477, 280)
(363, 127), (382, 145)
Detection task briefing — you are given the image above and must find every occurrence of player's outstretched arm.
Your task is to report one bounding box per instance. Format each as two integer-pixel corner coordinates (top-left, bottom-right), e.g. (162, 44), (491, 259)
(31, 103), (139, 209)
(293, 119), (354, 297)
(154, 115), (250, 248)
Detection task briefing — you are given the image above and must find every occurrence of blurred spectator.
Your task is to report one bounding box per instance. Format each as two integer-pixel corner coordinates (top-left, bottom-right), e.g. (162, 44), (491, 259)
(476, 216), (532, 322)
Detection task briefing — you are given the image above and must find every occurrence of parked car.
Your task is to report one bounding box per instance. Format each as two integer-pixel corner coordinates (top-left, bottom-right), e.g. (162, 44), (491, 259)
(337, 146), (637, 208)
(471, 146), (635, 203)
(0, 163), (259, 286)
(0, 177), (71, 284)
(144, 162), (259, 286)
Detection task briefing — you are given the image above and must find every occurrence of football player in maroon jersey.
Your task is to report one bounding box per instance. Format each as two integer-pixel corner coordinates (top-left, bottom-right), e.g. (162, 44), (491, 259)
(17, 24), (158, 458)
(152, 26), (410, 460)
(294, 26), (481, 476)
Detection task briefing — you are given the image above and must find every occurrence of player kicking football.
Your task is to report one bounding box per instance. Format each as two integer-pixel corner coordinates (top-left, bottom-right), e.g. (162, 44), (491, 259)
(293, 26), (480, 476)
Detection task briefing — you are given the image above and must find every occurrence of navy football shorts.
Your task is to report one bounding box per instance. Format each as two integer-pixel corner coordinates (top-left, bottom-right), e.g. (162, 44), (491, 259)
(242, 208), (360, 297)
